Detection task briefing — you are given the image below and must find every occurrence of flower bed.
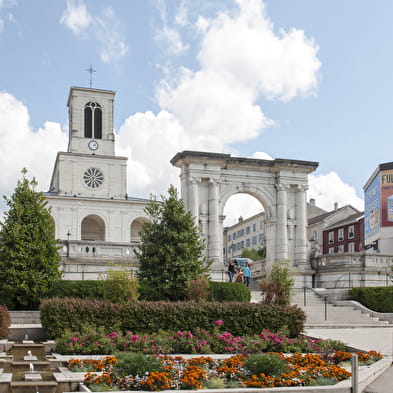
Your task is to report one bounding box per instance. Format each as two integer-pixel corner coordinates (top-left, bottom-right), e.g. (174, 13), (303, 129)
(67, 351), (382, 391)
(56, 326), (342, 355)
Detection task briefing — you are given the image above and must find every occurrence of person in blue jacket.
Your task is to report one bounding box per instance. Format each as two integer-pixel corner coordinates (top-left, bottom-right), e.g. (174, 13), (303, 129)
(242, 261), (251, 287)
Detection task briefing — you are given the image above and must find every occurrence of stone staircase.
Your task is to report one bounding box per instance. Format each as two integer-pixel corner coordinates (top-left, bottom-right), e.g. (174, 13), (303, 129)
(8, 311), (46, 341)
(291, 288), (392, 328)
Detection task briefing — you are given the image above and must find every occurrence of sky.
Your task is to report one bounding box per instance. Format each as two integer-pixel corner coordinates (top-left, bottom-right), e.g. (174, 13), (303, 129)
(0, 0), (391, 225)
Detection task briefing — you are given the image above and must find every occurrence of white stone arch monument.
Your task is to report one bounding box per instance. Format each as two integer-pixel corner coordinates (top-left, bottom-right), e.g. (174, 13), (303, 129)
(171, 151), (318, 284)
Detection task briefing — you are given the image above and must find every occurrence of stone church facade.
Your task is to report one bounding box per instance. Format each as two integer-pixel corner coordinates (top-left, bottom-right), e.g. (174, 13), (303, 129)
(45, 86), (150, 279)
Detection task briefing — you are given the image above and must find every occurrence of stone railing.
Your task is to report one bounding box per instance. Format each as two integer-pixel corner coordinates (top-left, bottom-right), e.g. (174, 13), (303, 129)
(57, 240), (140, 280)
(313, 252), (393, 288)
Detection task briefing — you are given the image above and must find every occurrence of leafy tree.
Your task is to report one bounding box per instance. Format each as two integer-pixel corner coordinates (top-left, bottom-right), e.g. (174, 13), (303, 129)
(135, 185), (209, 300)
(241, 247), (266, 261)
(260, 260), (294, 306)
(0, 169), (61, 309)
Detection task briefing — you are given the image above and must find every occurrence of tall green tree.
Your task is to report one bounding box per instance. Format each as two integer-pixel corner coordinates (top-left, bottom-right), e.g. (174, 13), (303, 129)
(0, 169), (61, 309)
(135, 185), (209, 300)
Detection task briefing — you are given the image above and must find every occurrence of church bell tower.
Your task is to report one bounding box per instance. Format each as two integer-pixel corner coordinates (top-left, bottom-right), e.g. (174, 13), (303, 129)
(49, 86), (127, 199)
(67, 87), (116, 155)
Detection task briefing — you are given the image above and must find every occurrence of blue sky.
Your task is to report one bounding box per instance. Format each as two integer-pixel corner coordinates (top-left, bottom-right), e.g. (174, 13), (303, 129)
(0, 0), (391, 223)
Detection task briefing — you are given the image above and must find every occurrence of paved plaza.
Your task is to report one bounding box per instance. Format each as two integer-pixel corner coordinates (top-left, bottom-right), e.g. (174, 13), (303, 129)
(306, 327), (393, 392)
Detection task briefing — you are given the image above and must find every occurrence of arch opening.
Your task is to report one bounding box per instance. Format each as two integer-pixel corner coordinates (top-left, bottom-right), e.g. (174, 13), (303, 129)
(223, 193), (266, 262)
(130, 217), (150, 242)
(81, 214), (105, 241)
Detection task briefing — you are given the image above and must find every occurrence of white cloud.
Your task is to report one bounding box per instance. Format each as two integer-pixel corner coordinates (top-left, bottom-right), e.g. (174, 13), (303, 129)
(60, 0), (91, 36)
(251, 151), (273, 160)
(117, 110), (187, 197)
(60, 2), (128, 63)
(155, 25), (189, 56)
(120, 0), (319, 199)
(308, 172), (364, 212)
(0, 0), (16, 33)
(0, 93), (67, 208)
(154, 0), (189, 56)
(174, 1), (188, 27)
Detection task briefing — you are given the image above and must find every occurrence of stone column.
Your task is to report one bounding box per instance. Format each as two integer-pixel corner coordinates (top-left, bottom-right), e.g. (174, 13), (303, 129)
(208, 179), (221, 265)
(276, 183), (288, 260)
(189, 177), (200, 226)
(295, 184), (308, 266)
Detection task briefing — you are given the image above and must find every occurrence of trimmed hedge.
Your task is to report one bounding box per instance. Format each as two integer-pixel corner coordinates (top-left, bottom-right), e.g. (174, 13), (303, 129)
(208, 281), (250, 302)
(49, 280), (250, 302)
(348, 287), (393, 313)
(0, 305), (10, 339)
(40, 297), (305, 339)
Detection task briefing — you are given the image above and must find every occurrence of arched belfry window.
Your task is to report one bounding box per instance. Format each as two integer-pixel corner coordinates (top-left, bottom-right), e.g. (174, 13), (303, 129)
(84, 102), (102, 139)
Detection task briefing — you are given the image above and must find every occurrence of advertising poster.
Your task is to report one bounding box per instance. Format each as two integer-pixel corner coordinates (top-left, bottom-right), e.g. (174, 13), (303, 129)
(364, 173), (380, 241)
(380, 169), (393, 227)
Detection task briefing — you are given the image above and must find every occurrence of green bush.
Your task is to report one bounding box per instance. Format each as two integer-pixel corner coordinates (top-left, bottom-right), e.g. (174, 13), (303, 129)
(40, 298), (305, 339)
(48, 280), (106, 300)
(208, 281), (251, 302)
(48, 279), (250, 303)
(113, 352), (164, 378)
(100, 268), (139, 303)
(348, 287), (393, 313)
(0, 305), (10, 339)
(244, 353), (286, 377)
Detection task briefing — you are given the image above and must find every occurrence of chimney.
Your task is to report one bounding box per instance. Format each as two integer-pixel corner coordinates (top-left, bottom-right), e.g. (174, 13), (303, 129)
(309, 198), (315, 206)
(238, 216), (243, 223)
(334, 202), (338, 211)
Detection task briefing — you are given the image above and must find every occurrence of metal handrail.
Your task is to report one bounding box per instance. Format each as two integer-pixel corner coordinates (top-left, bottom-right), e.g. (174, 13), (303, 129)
(302, 286), (329, 321)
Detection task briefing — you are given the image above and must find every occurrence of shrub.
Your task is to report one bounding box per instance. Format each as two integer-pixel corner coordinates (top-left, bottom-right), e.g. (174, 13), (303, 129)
(185, 277), (210, 302)
(40, 298), (305, 339)
(348, 287), (393, 313)
(100, 267), (139, 303)
(48, 281), (106, 300)
(260, 261), (294, 306)
(48, 279), (250, 303)
(243, 353), (286, 377)
(208, 281), (251, 302)
(0, 305), (10, 339)
(113, 352), (164, 378)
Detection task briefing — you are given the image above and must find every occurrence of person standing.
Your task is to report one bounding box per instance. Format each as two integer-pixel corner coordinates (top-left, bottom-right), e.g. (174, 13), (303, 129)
(236, 267), (244, 283)
(243, 262), (251, 287)
(227, 260), (236, 282)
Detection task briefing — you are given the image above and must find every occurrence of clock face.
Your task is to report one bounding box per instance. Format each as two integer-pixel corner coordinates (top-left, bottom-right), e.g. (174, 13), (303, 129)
(88, 140), (99, 151)
(83, 168), (104, 188)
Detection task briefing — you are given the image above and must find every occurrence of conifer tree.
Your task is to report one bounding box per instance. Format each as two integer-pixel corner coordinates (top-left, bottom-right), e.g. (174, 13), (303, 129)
(0, 169), (61, 309)
(135, 185), (209, 300)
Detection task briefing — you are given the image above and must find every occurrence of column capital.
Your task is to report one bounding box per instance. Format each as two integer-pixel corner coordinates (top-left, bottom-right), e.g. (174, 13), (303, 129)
(295, 184), (308, 192)
(208, 178), (220, 186)
(189, 176), (201, 184)
(276, 183), (289, 191)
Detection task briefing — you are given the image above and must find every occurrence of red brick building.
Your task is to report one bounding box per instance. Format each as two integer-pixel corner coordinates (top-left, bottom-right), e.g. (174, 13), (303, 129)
(322, 212), (364, 254)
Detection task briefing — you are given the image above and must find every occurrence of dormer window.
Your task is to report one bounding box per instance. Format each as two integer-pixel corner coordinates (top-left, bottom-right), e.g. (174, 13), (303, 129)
(84, 102), (102, 139)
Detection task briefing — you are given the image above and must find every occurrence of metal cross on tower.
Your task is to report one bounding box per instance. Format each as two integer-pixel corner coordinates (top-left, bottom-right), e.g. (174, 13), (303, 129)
(85, 65), (96, 88)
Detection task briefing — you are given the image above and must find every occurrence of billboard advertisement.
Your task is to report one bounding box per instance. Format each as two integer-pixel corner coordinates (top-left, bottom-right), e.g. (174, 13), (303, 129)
(380, 169), (393, 227)
(364, 173), (380, 241)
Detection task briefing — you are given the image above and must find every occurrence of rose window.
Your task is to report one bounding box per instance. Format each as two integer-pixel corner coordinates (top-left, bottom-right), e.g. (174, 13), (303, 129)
(83, 168), (104, 188)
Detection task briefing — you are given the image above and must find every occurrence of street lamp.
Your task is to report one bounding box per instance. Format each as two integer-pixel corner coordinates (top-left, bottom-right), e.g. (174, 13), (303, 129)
(66, 230), (71, 258)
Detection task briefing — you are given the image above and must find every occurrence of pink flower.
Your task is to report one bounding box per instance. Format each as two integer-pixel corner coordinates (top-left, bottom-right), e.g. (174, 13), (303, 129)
(215, 320), (223, 326)
(176, 331), (184, 337)
(131, 334), (138, 343)
(67, 343), (73, 346)
(71, 336), (78, 342)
